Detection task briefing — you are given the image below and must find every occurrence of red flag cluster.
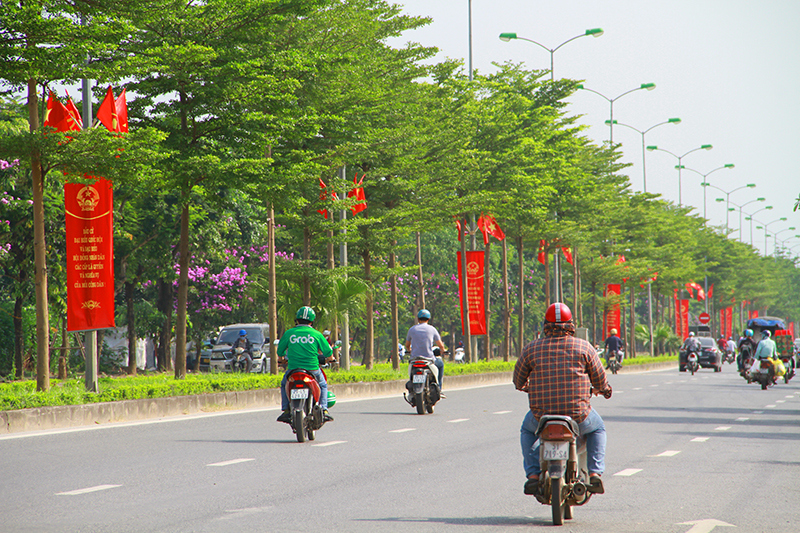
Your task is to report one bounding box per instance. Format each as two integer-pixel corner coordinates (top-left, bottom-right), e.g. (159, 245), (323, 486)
(318, 173), (367, 219)
(476, 213), (505, 245)
(685, 281), (704, 301)
(537, 240), (573, 265)
(96, 86), (128, 133)
(43, 91), (82, 132)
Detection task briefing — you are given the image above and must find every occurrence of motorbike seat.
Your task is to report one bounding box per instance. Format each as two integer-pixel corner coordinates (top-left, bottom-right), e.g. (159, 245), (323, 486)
(536, 415), (579, 437)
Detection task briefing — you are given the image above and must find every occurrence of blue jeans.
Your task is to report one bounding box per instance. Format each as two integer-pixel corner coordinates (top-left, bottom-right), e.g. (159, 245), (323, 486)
(281, 368), (328, 411)
(520, 408), (606, 478)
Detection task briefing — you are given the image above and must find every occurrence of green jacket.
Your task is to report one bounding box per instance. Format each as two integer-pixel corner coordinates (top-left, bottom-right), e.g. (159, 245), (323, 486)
(277, 325), (332, 371)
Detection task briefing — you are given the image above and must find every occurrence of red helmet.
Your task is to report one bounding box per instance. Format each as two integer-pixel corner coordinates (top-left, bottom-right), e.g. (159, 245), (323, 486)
(545, 302), (573, 323)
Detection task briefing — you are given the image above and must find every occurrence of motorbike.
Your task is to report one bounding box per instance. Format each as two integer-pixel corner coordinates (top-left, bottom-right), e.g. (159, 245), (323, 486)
(454, 347), (466, 364)
(404, 358), (441, 414)
(780, 355), (794, 384)
(285, 368), (327, 442)
(607, 350), (623, 375)
(741, 356), (755, 382)
(749, 358), (776, 390)
(687, 351), (700, 375)
(724, 349), (736, 365)
(531, 413), (602, 526)
(230, 346), (251, 372)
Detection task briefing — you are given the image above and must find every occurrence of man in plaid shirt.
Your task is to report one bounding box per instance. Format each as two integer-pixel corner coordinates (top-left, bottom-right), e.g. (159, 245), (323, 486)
(513, 302), (612, 497)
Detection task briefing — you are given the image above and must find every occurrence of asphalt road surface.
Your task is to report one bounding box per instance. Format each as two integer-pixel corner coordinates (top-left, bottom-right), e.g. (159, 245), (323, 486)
(1, 365), (798, 533)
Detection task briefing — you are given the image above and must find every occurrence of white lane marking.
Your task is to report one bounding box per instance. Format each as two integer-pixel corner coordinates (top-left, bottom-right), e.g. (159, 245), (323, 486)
(389, 428), (417, 433)
(633, 387), (642, 390)
(493, 410), (512, 414)
(714, 426), (731, 431)
(208, 458), (255, 467)
(678, 380), (688, 383)
(57, 484), (121, 496)
(752, 411), (763, 414)
(311, 440), (347, 447)
(614, 468), (642, 477)
(448, 418), (469, 423)
(651, 450), (681, 457)
(785, 395), (794, 399)
(677, 518), (736, 532)
(735, 417), (749, 422)
(691, 437), (709, 442)
(650, 384), (660, 387)
(615, 390), (625, 394)
(766, 405), (777, 408)
(776, 400), (785, 404)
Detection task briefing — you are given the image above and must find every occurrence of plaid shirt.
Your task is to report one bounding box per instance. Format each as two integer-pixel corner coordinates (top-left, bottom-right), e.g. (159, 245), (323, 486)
(513, 334), (608, 423)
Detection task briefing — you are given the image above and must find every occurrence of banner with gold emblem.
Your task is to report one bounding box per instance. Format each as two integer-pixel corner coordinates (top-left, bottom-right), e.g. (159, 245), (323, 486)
(457, 251), (486, 335)
(65, 177), (115, 331)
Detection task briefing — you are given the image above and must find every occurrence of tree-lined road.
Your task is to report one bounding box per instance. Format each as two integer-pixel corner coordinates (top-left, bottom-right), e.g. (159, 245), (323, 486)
(2, 366), (798, 532)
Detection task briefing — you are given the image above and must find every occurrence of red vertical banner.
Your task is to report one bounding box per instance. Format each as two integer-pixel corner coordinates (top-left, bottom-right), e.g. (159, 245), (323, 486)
(604, 284), (621, 339)
(748, 309), (759, 320)
(456, 251), (486, 335)
(674, 295), (681, 337)
(790, 322), (795, 337)
(680, 299), (690, 339)
(65, 177), (115, 331)
(726, 307), (733, 337)
(719, 308), (726, 338)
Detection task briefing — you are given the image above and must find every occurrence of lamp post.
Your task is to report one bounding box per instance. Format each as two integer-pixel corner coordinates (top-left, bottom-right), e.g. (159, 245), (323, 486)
(744, 205), (773, 245)
(729, 197), (765, 241)
(577, 83), (656, 143)
(707, 183), (756, 232)
(606, 118), (681, 192)
(499, 28), (604, 81)
(772, 227), (797, 256)
(682, 164), (735, 221)
(757, 217), (788, 256)
(646, 145), (713, 207)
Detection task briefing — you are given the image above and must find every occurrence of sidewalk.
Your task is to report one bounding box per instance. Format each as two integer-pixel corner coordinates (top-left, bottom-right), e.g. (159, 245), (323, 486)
(0, 362), (675, 434)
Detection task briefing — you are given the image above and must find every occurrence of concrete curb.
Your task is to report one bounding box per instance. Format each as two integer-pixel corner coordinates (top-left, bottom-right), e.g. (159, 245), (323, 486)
(0, 362), (676, 435)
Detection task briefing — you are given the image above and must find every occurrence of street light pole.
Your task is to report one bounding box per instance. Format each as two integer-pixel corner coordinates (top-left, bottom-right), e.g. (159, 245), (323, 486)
(744, 205), (773, 246)
(758, 217), (788, 256)
(707, 183), (756, 232)
(607, 118), (681, 192)
(499, 28), (604, 81)
(646, 145), (713, 207)
(682, 164), (735, 221)
(578, 83), (656, 143)
(731, 198), (766, 241)
(772, 227), (797, 256)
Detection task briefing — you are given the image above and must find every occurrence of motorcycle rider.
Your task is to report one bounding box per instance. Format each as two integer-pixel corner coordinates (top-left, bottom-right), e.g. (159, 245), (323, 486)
(682, 331), (702, 356)
(404, 309), (447, 393)
(276, 306), (334, 424)
(726, 336), (737, 361)
(716, 335), (727, 354)
(231, 329), (253, 372)
(514, 302), (612, 497)
(753, 329), (777, 360)
(737, 329), (757, 372)
(603, 328), (623, 369)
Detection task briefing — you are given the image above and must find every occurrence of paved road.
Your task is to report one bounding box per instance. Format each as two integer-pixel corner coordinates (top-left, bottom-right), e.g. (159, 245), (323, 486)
(1, 366), (798, 532)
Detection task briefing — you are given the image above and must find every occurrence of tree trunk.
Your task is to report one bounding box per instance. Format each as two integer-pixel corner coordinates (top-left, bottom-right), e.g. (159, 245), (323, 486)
(573, 247), (581, 325)
(389, 245), (399, 370)
(28, 78), (50, 392)
(517, 236), (524, 353)
(268, 203), (278, 374)
(591, 281), (597, 345)
(174, 203), (189, 379)
(157, 277), (173, 371)
(58, 317), (68, 380)
(502, 238), (510, 362)
(14, 295), (23, 379)
(363, 247), (373, 369)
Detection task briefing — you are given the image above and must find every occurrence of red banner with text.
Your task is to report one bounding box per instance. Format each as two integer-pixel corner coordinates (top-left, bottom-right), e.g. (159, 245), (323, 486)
(680, 299), (690, 339)
(457, 251), (486, 335)
(65, 178), (115, 331)
(603, 284), (621, 339)
(726, 307), (733, 338)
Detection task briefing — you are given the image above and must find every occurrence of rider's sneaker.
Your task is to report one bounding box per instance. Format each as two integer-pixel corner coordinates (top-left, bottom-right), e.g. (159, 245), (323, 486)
(276, 410), (291, 423)
(323, 410), (334, 422)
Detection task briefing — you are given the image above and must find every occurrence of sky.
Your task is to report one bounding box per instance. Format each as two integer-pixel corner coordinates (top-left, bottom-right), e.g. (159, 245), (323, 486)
(391, 0), (800, 256)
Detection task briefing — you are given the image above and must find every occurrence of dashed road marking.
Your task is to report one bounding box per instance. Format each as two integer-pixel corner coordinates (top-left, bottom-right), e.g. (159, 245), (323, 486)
(650, 384), (660, 387)
(735, 417), (749, 422)
(714, 426), (731, 431)
(785, 395), (794, 399)
(752, 411), (764, 414)
(691, 437), (709, 442)
(311, 441), (347, 447)
(57, 484), (121, 496)
(651, 450), (681, 457)
(776, 400), (785, 404)
(766, 405), (777, 408)
(614, 468), (642, 477)
(389, 428), (417, 433)
(448, 418), (469, 423)
(208, 458), (255, 467)
(633, 387), (642, 390)
(493, 410), (512, 415)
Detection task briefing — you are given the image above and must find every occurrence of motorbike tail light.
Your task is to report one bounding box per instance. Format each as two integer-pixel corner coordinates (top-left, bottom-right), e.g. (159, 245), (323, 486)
(541, 423), (574, 442)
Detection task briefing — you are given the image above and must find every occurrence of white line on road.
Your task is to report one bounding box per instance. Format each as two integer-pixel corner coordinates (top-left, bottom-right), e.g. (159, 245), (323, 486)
(785, 395), (794, 398)
(735, 417), (749, 422)
(493, 410), (512, 414)
(766, 405), (777, 408)
(776, 400), (785, 404)
(208, 458), (255, 467)
(614, 468), (642, 477)
(448, 418), (469, 423)
(752, 411), (763, 414)
(651, 450), (681, 457)
(691, 437), (709, 442)
(56, 484), (121, 496)
(714, 427), (731, 431)
(650, 384), (660, 387)
(311, 440), (347, 447)
(633, 387), (642, 390)
(389, 428), (417, 433)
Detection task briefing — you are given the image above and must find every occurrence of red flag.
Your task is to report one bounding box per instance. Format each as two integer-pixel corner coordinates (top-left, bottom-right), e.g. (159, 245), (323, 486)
(318, 178), (330, 219)
(707, 284), (714, 300)
(686, 284), (694, 299)
(43, 92), (78, 132)
(561, 247), (573, 265)
(115, 88), (128, 133)
(537, 240), (546, 265)
(696, 288), (705, 301)
(96, 86), (119, 132)
(64, 91), (83, 130)
(477, 213), (505, 245)
(455, 219), (462, 241)
(347, 174), (367, 215)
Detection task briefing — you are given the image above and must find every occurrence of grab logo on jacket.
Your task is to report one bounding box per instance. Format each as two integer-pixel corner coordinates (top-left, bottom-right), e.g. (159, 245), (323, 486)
(289, 334), (316, 345)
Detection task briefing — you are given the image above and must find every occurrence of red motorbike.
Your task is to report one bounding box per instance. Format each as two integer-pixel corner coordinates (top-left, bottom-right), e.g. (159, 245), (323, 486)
(285, 369), (326, 442)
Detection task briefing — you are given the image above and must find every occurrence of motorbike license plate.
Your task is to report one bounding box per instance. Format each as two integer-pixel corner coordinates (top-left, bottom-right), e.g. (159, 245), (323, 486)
(412, 374), (426, 383)
(290, 388), (309, 399)
(542, 441), (569, 461)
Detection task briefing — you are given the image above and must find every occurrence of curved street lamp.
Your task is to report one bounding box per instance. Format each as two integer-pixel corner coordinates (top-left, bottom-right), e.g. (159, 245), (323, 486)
(577, 83), (656, 143)
(772, 227), (797, 256)
(708, 182), (755, 232)
(756, 217), (788, 256)
(729, 197), (765, 241)
(647, 144), (713, 207)
(498, 28), (603, 81)
(682, 164), (735, 222)
(606, 118), (681, 192)
(744, 205), (773, 246)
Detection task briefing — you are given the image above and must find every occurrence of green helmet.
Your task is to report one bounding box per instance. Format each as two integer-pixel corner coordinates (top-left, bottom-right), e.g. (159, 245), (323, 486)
(327, 390), (336, 408)
(295, 306), (316, 322)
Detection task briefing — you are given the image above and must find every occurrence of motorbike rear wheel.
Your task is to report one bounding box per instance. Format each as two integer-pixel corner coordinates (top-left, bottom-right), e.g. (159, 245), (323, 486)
(306, 399), (316, 441)
(415, 391), (425, 415)
(294, 409), (306, 443)
(551, 477), (564, 526)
